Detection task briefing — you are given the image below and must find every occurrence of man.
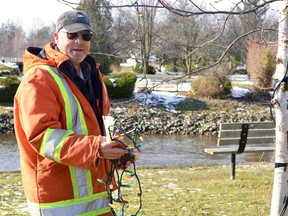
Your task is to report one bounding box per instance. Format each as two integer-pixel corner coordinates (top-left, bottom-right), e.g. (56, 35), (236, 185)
(14, 10), (128, 216)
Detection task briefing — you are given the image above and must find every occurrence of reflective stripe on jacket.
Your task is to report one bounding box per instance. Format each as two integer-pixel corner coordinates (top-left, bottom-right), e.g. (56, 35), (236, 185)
(27, 192), (110, 216)
(25, 66), (110, 215)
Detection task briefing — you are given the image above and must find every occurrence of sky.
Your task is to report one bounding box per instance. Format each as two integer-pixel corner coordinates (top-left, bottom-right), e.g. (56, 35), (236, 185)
(0, 0), (80, 32)
(0, 0), (282, 33)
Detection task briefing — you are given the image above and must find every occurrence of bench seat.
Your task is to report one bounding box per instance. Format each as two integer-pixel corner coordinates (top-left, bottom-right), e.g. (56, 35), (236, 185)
(204, 145), (274, 155)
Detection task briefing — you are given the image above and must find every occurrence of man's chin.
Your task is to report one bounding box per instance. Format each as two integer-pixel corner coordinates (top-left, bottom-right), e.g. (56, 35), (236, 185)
(69, 57), (86, 65)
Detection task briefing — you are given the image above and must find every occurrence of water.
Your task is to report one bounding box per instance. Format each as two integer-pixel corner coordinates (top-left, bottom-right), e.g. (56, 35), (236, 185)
(138, 134), (274, 167)
(0, 133), (274, 171)
(0, 133), (19, 171)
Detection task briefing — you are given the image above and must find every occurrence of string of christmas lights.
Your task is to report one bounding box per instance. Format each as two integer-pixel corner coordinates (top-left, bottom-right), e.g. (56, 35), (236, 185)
(98, 118), (145, 216)
(99, 74), (150, 215)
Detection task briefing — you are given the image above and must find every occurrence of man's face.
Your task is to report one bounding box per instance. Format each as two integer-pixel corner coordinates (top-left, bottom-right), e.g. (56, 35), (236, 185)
(54, 30), (93, 66)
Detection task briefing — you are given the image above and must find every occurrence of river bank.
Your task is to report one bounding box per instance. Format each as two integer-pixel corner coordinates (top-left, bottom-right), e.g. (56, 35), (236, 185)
(0, 94), (273, 135)
(109, 93), (273, 135)
(111, 106), (272, 135)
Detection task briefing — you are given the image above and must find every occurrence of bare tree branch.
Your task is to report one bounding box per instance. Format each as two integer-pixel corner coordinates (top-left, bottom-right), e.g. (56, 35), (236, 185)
(57, 0), (163, 9)
(57, 0), (281, 16)
(146, 27), (277, 92)
(183, 2), (241, 60)
(157, 0), (280, 16)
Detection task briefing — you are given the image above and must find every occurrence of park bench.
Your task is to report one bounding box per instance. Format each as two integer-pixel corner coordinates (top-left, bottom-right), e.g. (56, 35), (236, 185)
(204, 121), (275, 180)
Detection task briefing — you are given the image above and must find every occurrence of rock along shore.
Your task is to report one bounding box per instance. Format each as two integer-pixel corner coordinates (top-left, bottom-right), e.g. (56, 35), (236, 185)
(109, 98), (272, 135)
(0, 98), (273, 135)
(0, 109), (14, 134)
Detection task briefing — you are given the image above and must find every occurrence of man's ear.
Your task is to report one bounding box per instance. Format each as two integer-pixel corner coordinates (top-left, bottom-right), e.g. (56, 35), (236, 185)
(54, 32), (59, 43)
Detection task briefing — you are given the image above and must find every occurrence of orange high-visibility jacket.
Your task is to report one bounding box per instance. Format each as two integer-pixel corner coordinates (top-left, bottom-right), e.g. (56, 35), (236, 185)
(14, 42), (113, 215)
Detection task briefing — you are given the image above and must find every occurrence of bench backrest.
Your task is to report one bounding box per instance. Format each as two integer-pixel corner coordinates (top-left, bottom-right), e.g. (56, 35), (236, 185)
(217, 121), (275, 146)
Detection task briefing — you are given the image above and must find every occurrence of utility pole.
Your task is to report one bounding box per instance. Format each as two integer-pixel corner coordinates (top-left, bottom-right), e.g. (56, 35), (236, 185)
(271, 1), (288, 215)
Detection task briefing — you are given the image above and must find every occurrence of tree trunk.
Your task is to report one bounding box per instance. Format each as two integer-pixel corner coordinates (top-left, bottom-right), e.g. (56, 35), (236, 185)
(271, 1), (288, 215)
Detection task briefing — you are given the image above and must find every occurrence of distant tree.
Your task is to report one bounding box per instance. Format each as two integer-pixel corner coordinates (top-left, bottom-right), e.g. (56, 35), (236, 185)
(77, 0), (114, 74)
(137, 0), (159, 75)
(222, 0), (277, 67)
(154, 0), (212, 73)
(153, 11), (182, 72)
(109, 7), (139, 72)
(26, 25), (54, 47)
(12, 26), (26, 57)
(0, 21), (26, 58)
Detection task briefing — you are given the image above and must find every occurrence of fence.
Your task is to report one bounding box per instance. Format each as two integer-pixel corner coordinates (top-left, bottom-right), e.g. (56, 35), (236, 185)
(1, 57), (23, 63)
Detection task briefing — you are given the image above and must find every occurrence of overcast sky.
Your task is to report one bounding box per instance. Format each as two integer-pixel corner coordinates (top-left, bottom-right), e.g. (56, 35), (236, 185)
(0, 0), (80, 32)
(0, 0), (282, 33)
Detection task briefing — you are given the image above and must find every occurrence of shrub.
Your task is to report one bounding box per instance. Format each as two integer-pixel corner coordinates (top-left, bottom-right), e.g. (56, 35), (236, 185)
(0, 66), (19, 74)
(120, 67), (134, 73)
(0, 76), (20, 103)
(103, 72), (137, 98)
(90, 55), (113, 75)
(235, 69), (247, 75)
(133, 63), (156, 74)
(0, 71), (11, 76)
(163, 64), (178, 73)
(190, 72), (232, 99)
(246, 42), (276, 95)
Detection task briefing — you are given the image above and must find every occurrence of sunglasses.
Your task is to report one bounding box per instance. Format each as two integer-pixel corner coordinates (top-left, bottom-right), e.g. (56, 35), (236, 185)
(60, 31), (93, 41)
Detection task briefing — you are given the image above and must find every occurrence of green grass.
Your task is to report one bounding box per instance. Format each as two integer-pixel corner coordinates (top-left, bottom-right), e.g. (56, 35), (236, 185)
(231, 82), (253, 90)
(0, 107), (6, 114)
(0, 172), (27, 215)
(0, 163), (274, 215)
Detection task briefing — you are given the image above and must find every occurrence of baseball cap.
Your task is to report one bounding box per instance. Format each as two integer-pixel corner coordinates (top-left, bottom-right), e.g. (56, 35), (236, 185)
(56, 10), (94, 33)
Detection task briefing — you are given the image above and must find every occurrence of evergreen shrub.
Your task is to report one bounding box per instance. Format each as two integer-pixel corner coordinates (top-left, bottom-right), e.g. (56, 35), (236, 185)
(133, 63), (156, 74)
(246, 42), (276, 95)
(0, 76), (20, 103)
(103, 72), (137, 98)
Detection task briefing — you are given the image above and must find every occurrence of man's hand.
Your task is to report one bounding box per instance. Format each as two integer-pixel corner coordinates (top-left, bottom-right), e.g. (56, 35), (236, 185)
(116, 151), (136, 169)
(99, 136), (128, 160)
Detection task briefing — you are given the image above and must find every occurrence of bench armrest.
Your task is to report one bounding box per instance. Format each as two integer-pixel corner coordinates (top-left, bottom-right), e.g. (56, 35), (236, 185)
(236, 123), (249, 154)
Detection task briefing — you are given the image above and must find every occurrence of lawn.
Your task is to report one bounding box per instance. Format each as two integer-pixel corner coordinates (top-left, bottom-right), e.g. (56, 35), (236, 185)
(0, 162), (274, 216)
